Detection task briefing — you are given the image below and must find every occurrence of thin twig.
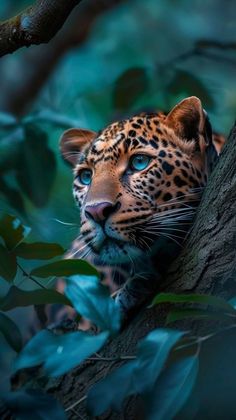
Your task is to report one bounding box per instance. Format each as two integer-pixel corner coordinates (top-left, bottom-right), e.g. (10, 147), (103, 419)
(70, 407), (85, 419)
(65, 395), (87, 412)
(87, 355), (136, 362)
(17, 262), (47, 290)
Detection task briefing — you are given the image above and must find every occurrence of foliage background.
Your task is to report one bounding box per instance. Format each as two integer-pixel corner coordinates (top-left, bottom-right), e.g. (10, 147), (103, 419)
(0, 0), (236, 397)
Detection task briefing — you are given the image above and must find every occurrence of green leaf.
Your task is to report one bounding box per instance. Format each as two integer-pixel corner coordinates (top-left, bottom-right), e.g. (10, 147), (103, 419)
(0, 286), (71, 311)
(0, 312), (23, 352)
(1, 389), (66, 420)
(16, 125), (56, 207)
(113, 67), (149, 111)
(145, 356), (199, 420)
(14, 329), (109, 377)
(15, 242), (65, 260)
(31, 259), (98, 278)
(0, 244), (17, 282)
(0, 214), (30, 250)
(87, 328), (184, 415)
(168, 70), (215, 109)
(151, 292), (235, 313)
(65, 276), (121, 334)
(166, 308), (234, 324)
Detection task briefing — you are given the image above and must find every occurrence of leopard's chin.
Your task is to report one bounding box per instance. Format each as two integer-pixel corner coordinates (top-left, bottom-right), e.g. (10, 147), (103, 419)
(94, 238), (143, 265)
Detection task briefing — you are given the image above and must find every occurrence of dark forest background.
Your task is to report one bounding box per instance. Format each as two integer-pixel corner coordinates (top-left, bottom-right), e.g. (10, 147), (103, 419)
(0, 0), (236, 411)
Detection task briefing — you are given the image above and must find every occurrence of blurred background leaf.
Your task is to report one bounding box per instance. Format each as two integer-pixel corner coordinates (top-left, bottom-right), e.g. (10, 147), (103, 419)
(0, 312), (23, 352)
(113, 67), (149, 112)
(167, 70), (215, 110)
(16, 125), (56, 208)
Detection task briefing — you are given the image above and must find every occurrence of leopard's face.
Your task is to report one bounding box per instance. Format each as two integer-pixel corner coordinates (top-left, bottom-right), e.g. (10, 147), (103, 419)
(60, 97), (218, 265)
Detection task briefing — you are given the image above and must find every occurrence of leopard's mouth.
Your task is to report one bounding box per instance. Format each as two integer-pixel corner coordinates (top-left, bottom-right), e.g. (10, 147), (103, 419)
(90, 235), (143, 264)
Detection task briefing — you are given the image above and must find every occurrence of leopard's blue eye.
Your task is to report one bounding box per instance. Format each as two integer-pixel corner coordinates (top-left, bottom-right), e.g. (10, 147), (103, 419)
(78, 169), (92, 185)
(129, 154), (151, 171)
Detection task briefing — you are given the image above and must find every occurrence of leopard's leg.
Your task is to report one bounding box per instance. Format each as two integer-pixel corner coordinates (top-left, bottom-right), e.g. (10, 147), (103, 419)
(115, 271), (162, 323)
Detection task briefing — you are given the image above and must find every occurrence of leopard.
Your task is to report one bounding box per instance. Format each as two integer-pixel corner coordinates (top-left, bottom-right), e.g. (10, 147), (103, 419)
(59, 96), (225, 322)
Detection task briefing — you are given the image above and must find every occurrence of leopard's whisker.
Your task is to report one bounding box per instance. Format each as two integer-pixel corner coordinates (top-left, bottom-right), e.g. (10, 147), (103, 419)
(155, 207), (193, 220)
(69, 237), (94, 259)
(137, 235), (152, 252)
(154, 191), (202, 210)
(156, 232), (184, 247)
(136, 228), (185, 241)
(149, 211), (195, 223)
(137, 226), (188, 234)
(51, 218), (78, 227)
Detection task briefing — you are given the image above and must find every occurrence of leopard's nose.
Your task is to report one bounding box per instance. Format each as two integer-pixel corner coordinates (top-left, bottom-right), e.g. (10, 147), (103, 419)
(85, 202), (120, 224)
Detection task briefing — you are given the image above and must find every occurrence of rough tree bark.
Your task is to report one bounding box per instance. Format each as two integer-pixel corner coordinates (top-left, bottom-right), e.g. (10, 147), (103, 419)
(18, 121), (234, 419)
(0, 0), (83, 57)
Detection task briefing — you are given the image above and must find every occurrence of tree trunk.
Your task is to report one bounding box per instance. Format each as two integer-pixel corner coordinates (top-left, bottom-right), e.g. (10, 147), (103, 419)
(15, 121), (236, 419)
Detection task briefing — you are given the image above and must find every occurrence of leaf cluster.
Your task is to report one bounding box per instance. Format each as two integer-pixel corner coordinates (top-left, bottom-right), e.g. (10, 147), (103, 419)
(1, 215), (236, 419)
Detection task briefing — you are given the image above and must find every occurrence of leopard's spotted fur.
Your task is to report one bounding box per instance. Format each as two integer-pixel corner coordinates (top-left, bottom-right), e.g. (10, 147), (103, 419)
(59, 97), (224, 319)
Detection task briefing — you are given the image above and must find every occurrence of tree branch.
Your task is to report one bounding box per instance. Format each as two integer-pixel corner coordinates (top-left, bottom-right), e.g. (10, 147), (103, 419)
(0, 0), (124, 115)
(0, 0), (83, 57)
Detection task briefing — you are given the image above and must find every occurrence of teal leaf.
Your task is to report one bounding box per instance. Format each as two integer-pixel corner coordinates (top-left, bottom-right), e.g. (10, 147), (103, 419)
(136, 329), (184, 393)
(1, 389), (66, 420)
(87, 328), (184, 415)
(87, 360), (138, 416)
(15, 242), (65, 260)
(0, 244), (17, 282)
(0, 286), (71, 311)
(31, 259), (98, 278)
(145, 356), (199, 420)
(0, 312), (23, 352)
(151, 292), (235, 313)
(14, 329), (109, 377)
(113, 67), (149, 111)
(0, 111), (17, 127)
(65, 276), (121, 334)
(228, 296), (236, 309)
(166, 308), (234, 324)
(16, 125), (56, 207)
(0, 214), (30, 250)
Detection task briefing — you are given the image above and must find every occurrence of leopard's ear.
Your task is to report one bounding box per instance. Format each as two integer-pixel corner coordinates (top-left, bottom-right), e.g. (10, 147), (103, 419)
(59, 128), (97, 166)
(165, 96), (208, 148)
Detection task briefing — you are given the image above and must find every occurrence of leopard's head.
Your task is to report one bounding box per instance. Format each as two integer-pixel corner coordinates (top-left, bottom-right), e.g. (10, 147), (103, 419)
(60, 97), (217, 264)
